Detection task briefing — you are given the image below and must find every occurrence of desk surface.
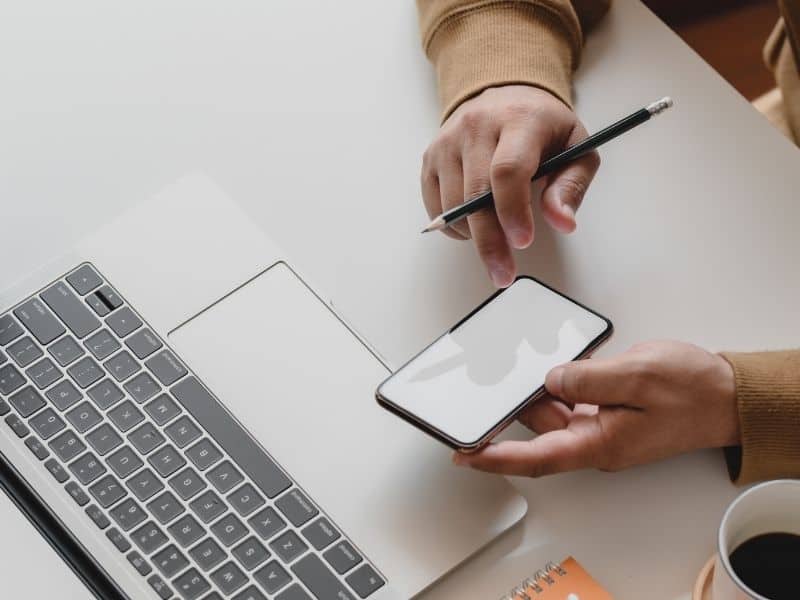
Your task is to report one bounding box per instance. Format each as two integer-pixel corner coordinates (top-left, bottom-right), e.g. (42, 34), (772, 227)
(2, 1), (799, 598)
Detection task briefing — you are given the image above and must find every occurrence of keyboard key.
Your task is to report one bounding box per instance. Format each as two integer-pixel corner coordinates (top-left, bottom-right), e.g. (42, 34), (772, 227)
(0, 349), (5, 366)
(49, 430), (86, 462)
(6, 413), (30, 438)
(233, 586), (267, 600)
(206, 460), (243, 494)
(86, 423), (123, 456)
(324, 541), (362, 574)
(253, 560), (292, 595)
(0, 399), (8, 415)
(211, 513), (248, 547)
(86, 293), (110, 317)
(165, 416), (201, 449)
(84, 329), (121, 361)
(95, 285), (123, 310)
(127, 468), (164, 502)
(248, 507), (286, 541)
(7, 336), (42, 367)
(189, 490), (226, 524)
(200, 593), (222, 600)
(89, 474), (126, 508)
(14, 298), (65, 345)
(41, 281), (101, 339)
(126, 328), (163, 360)
(228, 483), (265, 517)
(172, 567), (211, 600)
(149, 444), (186, 477)
(0, 364), (24, 395)
(185, 439), (222, 471)
(270, 531), (308, 564)
(148, 574), (173, 600)
(189, 537), (227, 572)
(275, 584), (312, 600)
(146, 350), (187, 387)
(0, 315), (24, 345)
(46, 380), (82, 411)
(153, 543), (189, 578)
(26, 357), (62, 389)
(108, 400), (144, 432)
(292, 553), (355, 600)
(172, 378), (292, 498)
(168, 514), (205, 548)
(301, 517), (340, 551)
(29, 407), (66, 440)
(275, 488), (318, 527)
(106, 445), (143, 478)
(44, 458), (69, 482)
(65, 401), (102, 433)
(144, 394), (181, 425)
(232, 536), (270, 571)
(87, 378), (124, 409)
(106, 307), (142, 338)
(169, 467), (206, 500)
(110, 498), (148, 531)
(69, 451), (106, 485)
(127, 550), (152, 575)
(68, 356), (103, 389)
(104, 350), (140, 382)
(65, 480), (90, 506)
(67, 265), (103, 295)
(124, 372), (160, 403)
(131, 521), (168, 554)
(106, 527), (132, 552)
(24, 435), (50, 460)
(210, 561), (248, 595)
(147, 491), (185, 524)
(48, 335), (85, 367)
(9, 386), (46, 417)
(86, 504), (111, 529)
(128, 422), (165, 455)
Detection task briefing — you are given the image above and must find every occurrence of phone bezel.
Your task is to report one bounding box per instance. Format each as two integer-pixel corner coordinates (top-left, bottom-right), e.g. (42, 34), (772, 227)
(375, 275), (613, 452)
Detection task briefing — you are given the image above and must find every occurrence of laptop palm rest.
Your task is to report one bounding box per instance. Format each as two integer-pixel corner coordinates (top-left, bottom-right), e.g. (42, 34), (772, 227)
(168, 261), (527, 597)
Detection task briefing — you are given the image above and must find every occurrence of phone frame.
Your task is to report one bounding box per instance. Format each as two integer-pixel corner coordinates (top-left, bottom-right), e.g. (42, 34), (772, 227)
(375, 275), (613, 452)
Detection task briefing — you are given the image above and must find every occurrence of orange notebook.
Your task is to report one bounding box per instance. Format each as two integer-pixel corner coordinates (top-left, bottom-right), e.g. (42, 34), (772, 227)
(501, 557), (613, 600)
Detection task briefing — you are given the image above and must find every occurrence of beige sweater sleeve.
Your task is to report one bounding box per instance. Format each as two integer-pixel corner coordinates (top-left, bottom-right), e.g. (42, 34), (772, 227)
(416, 0), (611, 120)
(720, 350), (800, 484)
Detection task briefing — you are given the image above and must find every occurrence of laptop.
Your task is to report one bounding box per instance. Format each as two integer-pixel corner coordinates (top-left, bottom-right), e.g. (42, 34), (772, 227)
(0, 174), (527, 600)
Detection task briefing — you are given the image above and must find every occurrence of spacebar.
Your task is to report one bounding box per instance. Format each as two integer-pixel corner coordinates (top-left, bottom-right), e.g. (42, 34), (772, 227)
(172, 376), (291, 498)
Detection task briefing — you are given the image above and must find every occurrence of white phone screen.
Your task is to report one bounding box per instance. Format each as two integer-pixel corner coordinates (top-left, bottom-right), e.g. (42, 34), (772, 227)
(378, 278), (610, 448)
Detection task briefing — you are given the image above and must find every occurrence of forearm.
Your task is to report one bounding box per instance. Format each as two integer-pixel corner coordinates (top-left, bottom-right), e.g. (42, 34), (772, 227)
(720, 350), (800, 483)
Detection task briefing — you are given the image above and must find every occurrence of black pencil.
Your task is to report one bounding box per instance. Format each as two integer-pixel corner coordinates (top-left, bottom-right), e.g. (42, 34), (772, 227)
(421, 97), (673, 233)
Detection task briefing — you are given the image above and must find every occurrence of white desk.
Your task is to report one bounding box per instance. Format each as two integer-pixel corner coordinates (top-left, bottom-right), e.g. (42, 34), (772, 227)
(2, 1), (799, 597)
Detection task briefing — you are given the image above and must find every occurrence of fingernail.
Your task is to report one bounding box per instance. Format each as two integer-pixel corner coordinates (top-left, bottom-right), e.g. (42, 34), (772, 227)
(490, 266), (512, 288)
(509, 227), (532, 250)
(560, 201), (575, 221)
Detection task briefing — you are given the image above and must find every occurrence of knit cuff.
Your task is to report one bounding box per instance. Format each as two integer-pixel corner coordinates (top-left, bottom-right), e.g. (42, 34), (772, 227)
(720, 350), (800, 484)
(426, 3), (579, 121)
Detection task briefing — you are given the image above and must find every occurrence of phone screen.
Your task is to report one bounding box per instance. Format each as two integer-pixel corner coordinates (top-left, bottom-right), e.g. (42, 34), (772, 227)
(377, 277), (611, 449)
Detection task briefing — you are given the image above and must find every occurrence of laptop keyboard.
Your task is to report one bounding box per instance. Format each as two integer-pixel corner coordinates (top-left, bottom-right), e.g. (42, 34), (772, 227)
(0, 263), (386, 600)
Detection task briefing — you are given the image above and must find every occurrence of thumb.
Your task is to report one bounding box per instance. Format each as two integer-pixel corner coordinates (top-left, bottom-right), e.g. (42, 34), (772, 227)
(545, 357), (628, 407)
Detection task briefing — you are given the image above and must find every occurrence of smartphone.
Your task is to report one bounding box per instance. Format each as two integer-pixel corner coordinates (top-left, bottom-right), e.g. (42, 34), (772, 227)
(375, 276), (612, 451)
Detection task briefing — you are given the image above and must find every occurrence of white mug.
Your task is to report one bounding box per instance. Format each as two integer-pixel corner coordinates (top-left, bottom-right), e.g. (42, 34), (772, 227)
(712, 479), (800, 600)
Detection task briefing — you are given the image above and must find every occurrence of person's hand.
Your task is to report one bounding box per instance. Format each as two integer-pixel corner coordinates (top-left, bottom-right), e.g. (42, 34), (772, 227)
(421, 85), (600, 287)
(453, 341), (739, 477)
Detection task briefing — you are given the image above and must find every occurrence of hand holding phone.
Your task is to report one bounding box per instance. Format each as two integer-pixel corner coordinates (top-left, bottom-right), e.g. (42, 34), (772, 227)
(376, 277), (612, 451)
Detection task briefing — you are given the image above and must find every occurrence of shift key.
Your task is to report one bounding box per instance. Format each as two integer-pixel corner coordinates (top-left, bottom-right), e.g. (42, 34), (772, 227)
(14, 298), (65, 345)
(42, 282), (101, 339)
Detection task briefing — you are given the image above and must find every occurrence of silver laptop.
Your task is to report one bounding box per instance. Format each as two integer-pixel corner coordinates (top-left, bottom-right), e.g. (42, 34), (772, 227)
(0, 174), (527, 600)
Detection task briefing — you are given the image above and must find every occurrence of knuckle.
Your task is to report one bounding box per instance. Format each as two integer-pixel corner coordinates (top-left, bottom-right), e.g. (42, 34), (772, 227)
(457, 108), (489, 135)
(558, 174), (590, 202)
(561, 367), (584, 401)
(490, 158), (525, 182)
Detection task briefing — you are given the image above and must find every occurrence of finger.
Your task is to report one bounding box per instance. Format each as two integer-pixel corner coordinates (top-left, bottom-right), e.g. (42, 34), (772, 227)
(490, 125), (541, 249)
(466, 208), (515, 287)
(517, 397), (572, 433)
(541, 122), (600, 234)
(453, 426), (600, 477)
(421, 155), (467, 241)
(437, 156), (471, 240)
(461, 126), (498, 242)
(545, 357), (636, 408)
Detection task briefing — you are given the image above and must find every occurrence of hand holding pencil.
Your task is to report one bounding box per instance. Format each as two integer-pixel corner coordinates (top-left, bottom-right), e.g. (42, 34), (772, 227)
(420, 86), (672, 287)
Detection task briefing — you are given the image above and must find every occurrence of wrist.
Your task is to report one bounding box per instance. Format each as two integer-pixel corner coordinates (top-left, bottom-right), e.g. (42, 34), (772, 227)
(713, 353), (740, 447)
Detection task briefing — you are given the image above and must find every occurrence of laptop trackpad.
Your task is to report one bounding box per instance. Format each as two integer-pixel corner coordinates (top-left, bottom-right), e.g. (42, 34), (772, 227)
(169, 262), (527, 597)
